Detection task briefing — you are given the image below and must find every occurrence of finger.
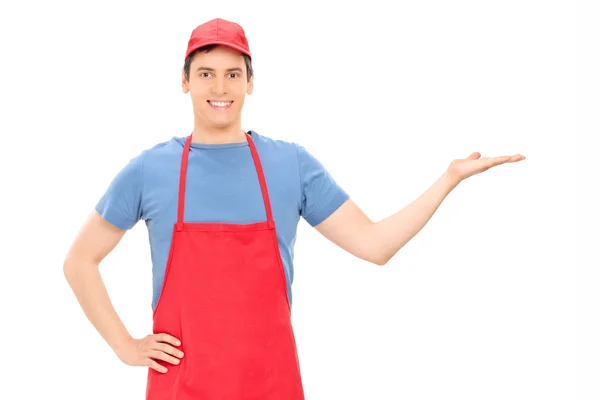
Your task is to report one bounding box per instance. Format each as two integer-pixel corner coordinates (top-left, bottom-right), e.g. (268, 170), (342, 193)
(471, 157), (502, 172)
(492, 156), (512, 164)
(478, 155), (508, 166)
(146, 358), (168, 373)
(492, 154), (524, 165)
(149, 350), (181, 365)
(155, 343), (185, 359)
(153, 333), (181, 347)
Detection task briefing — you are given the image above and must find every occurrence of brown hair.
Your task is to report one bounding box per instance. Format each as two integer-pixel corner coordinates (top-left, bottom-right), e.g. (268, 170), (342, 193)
(183, 44), (253, 82)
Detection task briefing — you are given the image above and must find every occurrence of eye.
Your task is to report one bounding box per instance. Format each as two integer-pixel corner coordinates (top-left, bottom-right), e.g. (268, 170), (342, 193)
(229, 73), (240, 78)
(199, 72), (211, 78)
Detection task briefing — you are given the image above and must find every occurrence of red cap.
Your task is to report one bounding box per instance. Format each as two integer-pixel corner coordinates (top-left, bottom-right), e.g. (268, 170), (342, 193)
(185, 18), (251, 60)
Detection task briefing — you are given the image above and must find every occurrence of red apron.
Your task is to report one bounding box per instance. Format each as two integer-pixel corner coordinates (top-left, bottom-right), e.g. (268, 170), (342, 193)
(146, 132), (305, 399)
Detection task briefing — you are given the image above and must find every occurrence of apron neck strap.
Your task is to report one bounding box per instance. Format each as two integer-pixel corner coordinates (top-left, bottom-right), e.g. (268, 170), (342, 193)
(177, 132), (275, 229)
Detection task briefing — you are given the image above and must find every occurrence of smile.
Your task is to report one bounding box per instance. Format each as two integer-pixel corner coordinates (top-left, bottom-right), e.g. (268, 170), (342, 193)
(208, 100), (233, 110)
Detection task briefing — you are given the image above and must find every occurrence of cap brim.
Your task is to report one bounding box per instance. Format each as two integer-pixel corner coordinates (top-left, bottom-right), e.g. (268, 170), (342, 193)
(186, 41), (251, 60)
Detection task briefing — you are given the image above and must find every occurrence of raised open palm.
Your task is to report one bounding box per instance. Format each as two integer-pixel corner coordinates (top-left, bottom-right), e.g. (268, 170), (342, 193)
(446, 152), (526, 183)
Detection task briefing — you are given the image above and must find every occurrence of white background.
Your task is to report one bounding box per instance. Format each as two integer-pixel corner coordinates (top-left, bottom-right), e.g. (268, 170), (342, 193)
(0, 0), (591, 399)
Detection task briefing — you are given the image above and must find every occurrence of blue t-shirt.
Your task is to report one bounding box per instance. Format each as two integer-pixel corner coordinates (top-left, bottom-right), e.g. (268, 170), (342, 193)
(95, 130), (349, 310)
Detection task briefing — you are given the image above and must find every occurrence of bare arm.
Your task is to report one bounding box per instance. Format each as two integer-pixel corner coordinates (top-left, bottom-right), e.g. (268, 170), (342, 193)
(63, 211), (183, 373)
(315, 152), (525, 266)
(63, 210), (133, 353)
(316, 172), (457, 266)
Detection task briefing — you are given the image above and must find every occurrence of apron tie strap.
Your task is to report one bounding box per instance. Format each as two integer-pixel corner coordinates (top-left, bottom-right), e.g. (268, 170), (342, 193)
(177, 132), (275, 229)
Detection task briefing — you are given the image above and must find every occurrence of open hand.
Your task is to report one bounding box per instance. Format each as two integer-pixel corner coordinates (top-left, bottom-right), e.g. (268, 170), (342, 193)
(115, 333), (184, 373)
(446, 152), (526, 184)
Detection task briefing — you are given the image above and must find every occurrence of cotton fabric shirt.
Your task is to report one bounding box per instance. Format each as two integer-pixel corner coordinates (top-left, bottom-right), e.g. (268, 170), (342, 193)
(95, 130), (349, 310)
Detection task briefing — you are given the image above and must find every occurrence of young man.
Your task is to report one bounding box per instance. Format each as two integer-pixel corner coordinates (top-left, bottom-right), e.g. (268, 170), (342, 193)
(63, 18), (525, 399)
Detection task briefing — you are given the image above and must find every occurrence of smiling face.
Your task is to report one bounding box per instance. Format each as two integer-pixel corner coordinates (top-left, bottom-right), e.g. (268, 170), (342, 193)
(182, 45), (254, 131)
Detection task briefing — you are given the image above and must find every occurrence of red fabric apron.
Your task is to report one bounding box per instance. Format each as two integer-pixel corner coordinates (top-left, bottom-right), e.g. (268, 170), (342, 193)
(146, 132), (305, 399)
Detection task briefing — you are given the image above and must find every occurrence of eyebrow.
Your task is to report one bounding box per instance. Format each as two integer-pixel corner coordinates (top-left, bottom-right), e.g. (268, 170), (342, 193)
(196, 66), (243, 73)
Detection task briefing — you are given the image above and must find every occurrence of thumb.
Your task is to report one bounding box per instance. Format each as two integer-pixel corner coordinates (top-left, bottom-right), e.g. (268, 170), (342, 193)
(467, 152), (481, 160)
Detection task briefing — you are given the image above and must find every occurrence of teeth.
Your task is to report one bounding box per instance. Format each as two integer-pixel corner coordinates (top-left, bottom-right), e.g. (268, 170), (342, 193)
(211, 101), (231, 107)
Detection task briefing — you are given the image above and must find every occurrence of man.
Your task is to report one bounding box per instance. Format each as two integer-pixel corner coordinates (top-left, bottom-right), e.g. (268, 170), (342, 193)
(63, 18), (525, 399)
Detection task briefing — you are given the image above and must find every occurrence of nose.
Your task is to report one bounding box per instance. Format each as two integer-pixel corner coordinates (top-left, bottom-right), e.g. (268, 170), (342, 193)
(211, 77), (227, 96)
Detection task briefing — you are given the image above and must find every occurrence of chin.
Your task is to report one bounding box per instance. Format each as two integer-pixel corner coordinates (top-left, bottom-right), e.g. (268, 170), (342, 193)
(210, 120), (235, 129)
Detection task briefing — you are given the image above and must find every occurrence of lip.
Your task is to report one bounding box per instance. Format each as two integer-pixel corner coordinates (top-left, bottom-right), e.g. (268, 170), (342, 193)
(207, 100), (233, 111)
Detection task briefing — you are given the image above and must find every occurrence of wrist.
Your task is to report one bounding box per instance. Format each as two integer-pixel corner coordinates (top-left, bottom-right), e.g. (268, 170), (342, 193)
(111, 333), (134, 355)
(440, 170), (460, 191)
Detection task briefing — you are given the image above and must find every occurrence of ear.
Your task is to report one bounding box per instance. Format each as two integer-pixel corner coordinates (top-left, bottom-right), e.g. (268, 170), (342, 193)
(182, 68), (190, 94)
(247, 74), (254, 95)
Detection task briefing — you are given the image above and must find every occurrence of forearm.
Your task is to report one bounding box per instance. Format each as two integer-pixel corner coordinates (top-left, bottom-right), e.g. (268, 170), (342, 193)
(371, 171), (459, 264)
(63, 259), (132, 354)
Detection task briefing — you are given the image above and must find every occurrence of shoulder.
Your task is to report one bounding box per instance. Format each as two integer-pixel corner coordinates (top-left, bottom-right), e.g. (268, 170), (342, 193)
(98, 137), (185, 193)
(251, 131), (299, 156)
(251, 130), (318, 169)
(121, 136), (187, 177)
(138, 136), (186, 161)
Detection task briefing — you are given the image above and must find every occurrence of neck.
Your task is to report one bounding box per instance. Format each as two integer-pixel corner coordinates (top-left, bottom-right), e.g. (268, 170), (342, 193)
(191, 120), (247, 145)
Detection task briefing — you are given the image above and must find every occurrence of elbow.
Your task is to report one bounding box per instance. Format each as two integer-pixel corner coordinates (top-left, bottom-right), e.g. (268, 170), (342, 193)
(374, 258), (389, 267)
(63, 257), (77, 282)
(369, 254), (390, 266)
(365, 223), (394, 266)
(368, 243), (398, 266)
(376, 259), (388, 266)
(364, 241), (392, 266)
(62, 254), (88, 283)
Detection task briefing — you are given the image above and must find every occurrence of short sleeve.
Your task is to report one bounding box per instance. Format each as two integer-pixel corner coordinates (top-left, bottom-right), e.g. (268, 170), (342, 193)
(95, 153), (144, 230)
(296, 144), (349, 227)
